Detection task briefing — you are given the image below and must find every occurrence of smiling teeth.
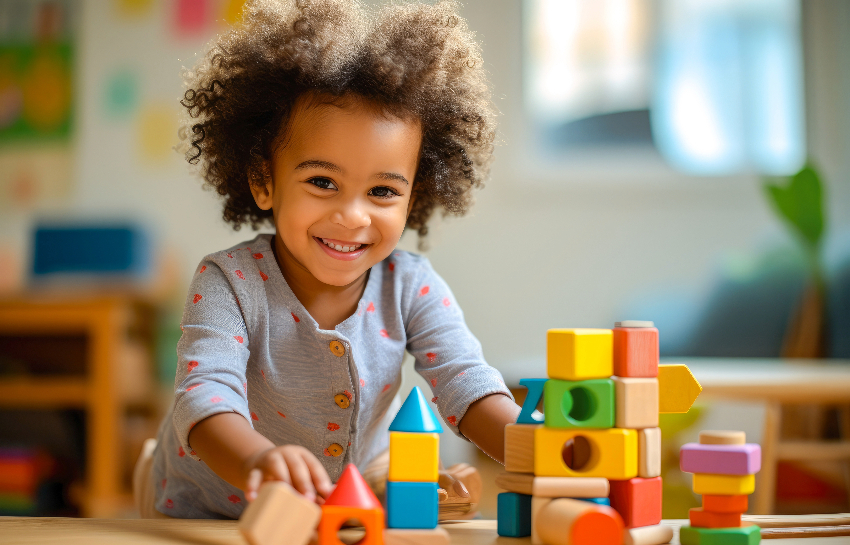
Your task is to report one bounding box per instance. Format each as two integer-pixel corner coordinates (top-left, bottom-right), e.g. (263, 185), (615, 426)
(321, 239), (363, 253)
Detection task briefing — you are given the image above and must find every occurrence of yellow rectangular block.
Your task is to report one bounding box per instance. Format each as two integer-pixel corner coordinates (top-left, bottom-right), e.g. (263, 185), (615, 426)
(547, 329), (613, 380)
(505, 424), (539, 473)
(389, 432), (438, 482)
(692, 473), (756, 495)
(534, 427), (637, 480)
(613, 377), (659, 429)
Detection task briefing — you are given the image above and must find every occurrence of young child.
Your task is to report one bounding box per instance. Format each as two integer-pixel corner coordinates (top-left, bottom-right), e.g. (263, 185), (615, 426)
(147, 0), (520, 519)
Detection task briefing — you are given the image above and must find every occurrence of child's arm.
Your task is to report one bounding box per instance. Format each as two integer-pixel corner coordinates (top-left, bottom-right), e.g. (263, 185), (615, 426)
(188, 413), (333, 502)
(457, 393), (521, 463)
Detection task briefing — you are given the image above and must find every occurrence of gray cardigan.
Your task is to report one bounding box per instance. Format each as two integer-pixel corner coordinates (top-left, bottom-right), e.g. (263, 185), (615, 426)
(151, 234), (511, 518)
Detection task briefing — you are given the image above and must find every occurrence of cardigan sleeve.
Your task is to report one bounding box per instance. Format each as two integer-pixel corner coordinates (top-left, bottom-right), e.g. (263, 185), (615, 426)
(171, 261), (252, 460)
(403, 258), (513, 437)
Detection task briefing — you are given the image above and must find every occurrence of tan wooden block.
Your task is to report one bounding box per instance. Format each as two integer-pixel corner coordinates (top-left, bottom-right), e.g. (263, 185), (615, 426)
(613, 377), (659, 429)
(537, 498), (624, 545)
(238, 482), (321, 545)
(624, 524), (674, 545)
(638, 427), (661, 478)
(505, 423), (539, 473)
(496, 472), (609, 498)
(384, 528), (450, 545)
(531, 496), (552, 545)
(699, 430), (746, 445)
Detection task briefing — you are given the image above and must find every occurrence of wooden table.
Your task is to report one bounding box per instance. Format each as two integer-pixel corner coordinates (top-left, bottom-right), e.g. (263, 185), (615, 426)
(681, 358), (850, 515)
(0, 518), (846, 545)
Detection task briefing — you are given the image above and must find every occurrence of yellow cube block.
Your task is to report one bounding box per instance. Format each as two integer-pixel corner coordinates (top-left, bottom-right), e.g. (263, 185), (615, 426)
(534, 427), (637, 480)
(692, 473), (756, 495)
(547, 329), (613, 380)
(388, 432), (439, 482)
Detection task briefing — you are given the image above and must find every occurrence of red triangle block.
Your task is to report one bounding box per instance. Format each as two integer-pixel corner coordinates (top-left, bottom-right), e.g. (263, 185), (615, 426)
(324, 464), (382, 510)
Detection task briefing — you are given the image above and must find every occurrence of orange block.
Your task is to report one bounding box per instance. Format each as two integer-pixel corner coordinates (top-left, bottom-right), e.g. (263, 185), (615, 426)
(613, 326), (659, 378)
(702, 494), (748, 514)
(319, 505), (385, 545)
(688, 508), (742, 529)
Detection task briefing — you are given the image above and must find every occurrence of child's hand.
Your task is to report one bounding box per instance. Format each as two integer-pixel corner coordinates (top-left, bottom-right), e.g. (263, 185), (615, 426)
(243, 445), (334, 503)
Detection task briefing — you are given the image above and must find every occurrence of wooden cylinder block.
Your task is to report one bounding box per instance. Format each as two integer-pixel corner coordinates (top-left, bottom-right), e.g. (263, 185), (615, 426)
(536, 498), (624, 545)
(698, 430), (746, 445)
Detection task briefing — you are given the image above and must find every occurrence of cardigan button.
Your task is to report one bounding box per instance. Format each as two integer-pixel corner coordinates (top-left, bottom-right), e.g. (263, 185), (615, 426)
(327, 443), (344, 457)
(329, 340), (345, 357)
(334, 393), (351, 409)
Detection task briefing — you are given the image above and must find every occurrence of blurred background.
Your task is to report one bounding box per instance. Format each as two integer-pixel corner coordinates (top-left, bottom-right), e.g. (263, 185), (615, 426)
(0, 0), (848, 520)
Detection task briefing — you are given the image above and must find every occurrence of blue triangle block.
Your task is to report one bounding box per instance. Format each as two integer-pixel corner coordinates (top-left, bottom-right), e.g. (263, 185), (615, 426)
(389, 386), (444, 433)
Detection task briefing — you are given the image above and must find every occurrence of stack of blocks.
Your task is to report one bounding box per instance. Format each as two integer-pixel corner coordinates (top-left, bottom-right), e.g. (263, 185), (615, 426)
(497, 321), (678, 545)
(679, 431), (762, 545)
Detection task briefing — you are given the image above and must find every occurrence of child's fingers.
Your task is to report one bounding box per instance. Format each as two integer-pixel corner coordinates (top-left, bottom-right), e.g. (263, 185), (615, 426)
(283, 450), (316, 501)
(245, 468), (263, 502)
(263, 452), (292, 485)
(303, 451), (334, 498)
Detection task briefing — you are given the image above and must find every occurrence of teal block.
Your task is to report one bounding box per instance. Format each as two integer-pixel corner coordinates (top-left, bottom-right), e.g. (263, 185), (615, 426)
(389, 386), (443, 433)
(385, 481), (438, 529)
(543, 378), (614, 429)
(497, 492), (532, 537)
(680, 525), (761, 545)
(577, 497), (610, 506)
(517, 378), (547, 424)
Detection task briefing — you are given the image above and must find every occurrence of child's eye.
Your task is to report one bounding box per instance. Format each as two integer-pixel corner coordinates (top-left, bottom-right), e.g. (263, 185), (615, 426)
(308, 177), (337, 191)
(369, 186), (401, 199)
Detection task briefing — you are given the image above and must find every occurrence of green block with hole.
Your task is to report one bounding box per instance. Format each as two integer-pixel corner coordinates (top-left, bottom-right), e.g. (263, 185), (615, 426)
(543, 378), (614, 429)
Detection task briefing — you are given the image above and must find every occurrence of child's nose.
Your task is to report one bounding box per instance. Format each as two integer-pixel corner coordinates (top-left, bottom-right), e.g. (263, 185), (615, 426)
(329, 197), (371, 230)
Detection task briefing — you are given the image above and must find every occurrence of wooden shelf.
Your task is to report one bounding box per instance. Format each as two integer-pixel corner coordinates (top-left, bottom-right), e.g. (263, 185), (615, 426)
(777, 441), (850, 461)
(0, 377), (88, 408)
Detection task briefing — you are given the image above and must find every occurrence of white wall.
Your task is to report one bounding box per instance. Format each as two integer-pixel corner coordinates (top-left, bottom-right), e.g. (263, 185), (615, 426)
(1, 0), (848, 385)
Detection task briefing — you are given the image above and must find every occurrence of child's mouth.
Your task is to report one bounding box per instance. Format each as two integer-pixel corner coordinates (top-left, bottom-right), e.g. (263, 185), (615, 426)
(314, 237), (370, 261)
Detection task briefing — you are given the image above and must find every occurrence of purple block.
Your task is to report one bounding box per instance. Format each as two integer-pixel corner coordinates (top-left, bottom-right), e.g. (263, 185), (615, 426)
(679, 443), (761, 475)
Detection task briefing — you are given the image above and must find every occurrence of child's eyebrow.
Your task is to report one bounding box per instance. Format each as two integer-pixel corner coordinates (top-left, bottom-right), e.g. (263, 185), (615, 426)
(294, 159), (343, 173)
(374, 172), (409, 185)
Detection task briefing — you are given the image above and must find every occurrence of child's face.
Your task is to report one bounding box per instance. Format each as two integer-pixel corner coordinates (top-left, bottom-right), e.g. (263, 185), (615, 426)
(252, 94), (421, 287)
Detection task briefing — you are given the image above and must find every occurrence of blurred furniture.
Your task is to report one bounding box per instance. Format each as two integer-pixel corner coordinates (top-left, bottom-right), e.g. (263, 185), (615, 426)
(0, 517), (847, 544)
(686, 358), (850, 515)
(0, 296), (161, 517)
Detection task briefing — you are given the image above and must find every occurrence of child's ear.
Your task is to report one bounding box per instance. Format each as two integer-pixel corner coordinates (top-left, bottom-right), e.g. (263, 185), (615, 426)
(250, 164), (274, 211)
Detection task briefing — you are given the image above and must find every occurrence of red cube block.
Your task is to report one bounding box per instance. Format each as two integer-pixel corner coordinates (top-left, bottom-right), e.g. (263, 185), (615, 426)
(608, 477), (662, 528)
(689, 508), (742, 528)
(702, 494), (748, 513)
(613, 327), (659, 378)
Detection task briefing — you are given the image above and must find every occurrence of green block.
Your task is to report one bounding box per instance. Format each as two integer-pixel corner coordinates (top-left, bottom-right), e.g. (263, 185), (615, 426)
(543, 378), (614, 429)
(679, 525), (761, 545)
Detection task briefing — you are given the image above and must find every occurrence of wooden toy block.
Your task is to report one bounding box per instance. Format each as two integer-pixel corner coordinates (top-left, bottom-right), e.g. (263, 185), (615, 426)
(638, 428), (661, 478)
(623, 524), (674, 545)
(517, 378), (548, 424)
(497, 492), (532, 537)
(657, 364), (701, 413)
(547, 329), (613, 381)
(390, 386), (443, 433)
(320, 464), (385, 545)
(679, 524), (761, 545)
(531, 496), (551, 545)
(608, 477), (662, 528)
(385, 481), (438, 529)
(238, 481), (321, 545)
(388, 432), (439, 482)
(505, 423), (540, 473)
(692, 473), (756, 496)
(384, 528), (449, 545)
(613, 325), (659, 378)
(679, 443), (761, 475)
(613, 377), (659, 429)
(536, 497), (625, 545)
(699, 430), (746, 445)
(689, 507), (742, 528)
(702, 494), (748, 513)
(544, 378), (615, 429)
(535, 427), (637, 480)
(496, 472), (610, 497)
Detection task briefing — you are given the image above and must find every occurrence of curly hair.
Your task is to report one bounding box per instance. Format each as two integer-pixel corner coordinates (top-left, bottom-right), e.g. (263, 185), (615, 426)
(179, 0), (496, 243)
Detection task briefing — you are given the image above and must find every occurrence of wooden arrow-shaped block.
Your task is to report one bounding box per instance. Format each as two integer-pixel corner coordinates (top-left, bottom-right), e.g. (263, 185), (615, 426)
(658, 364), (701, 413)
